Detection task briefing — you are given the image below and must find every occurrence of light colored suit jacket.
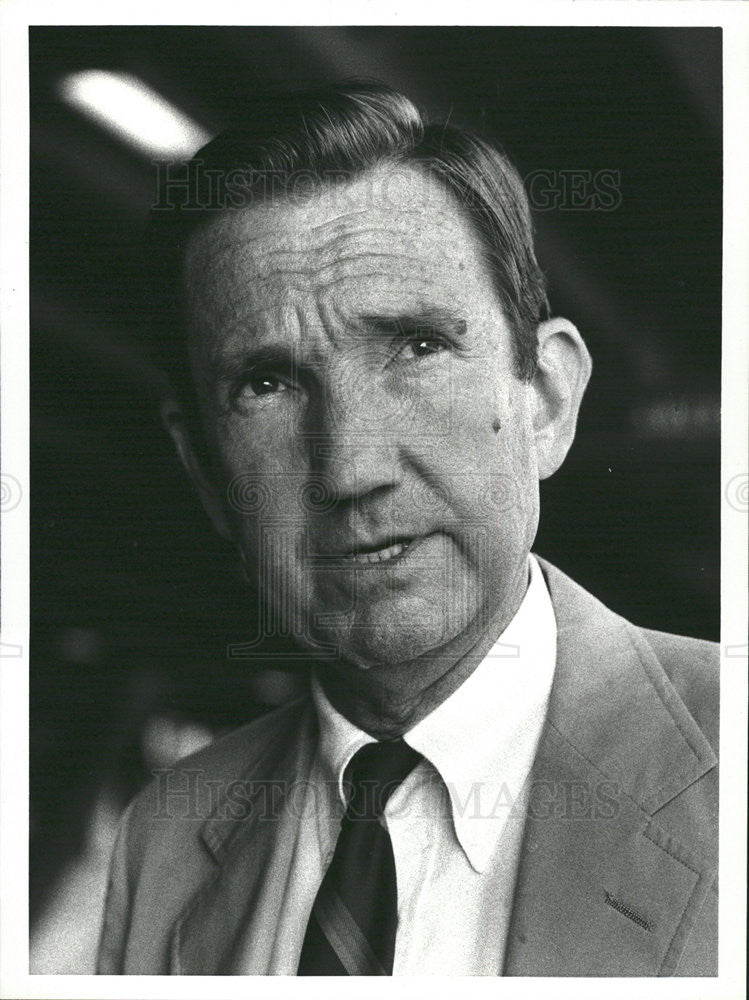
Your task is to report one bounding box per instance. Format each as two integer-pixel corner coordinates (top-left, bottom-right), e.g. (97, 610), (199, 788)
(97, 558), (718, 975)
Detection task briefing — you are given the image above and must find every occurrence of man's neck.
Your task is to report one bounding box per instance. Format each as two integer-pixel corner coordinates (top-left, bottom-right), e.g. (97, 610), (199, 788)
(316, 564), (530, 739)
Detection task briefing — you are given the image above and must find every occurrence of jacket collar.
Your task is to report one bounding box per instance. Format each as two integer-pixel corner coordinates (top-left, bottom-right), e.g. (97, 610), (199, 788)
(175, 557), (717, 975)
(502, 557), (717, 975)
(197, 695), (316, 864)
(172, 697), (317, 974)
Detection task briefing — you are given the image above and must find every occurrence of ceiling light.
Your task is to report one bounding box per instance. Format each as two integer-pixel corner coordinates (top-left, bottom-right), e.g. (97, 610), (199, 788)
(58, 70), (212, 159)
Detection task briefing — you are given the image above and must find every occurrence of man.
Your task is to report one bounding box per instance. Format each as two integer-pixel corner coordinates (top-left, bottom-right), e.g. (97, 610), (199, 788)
(97, 82), (718, 976)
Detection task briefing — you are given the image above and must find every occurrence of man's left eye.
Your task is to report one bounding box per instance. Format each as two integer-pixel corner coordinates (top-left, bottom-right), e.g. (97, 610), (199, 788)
(401, 336), (447, 359)
(247, 374), (285, 396)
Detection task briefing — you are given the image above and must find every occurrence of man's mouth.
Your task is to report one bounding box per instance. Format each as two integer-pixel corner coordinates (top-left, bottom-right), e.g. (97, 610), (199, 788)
(346, 539), (413, 564)
(315, 533), (434, 566)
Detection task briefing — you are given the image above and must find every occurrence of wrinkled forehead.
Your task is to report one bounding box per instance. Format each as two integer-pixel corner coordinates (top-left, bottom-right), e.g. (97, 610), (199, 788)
(182, 163), (497, 334)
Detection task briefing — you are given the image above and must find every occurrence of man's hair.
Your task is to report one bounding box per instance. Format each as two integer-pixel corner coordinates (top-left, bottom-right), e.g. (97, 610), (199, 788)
(146, 80), (550, 411)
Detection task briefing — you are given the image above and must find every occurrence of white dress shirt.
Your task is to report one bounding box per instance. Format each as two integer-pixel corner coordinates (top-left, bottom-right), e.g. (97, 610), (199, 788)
(238, 554), (557, 975)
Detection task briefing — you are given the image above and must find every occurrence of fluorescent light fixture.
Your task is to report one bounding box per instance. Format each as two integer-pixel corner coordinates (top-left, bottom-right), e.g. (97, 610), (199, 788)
(58, 70), (212, 159)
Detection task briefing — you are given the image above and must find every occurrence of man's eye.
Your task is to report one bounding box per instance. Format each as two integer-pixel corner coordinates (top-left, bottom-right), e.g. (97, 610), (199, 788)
(228, 371), (294, 411)
(246, 374), (285, 396)
(400, 336), (448, 359)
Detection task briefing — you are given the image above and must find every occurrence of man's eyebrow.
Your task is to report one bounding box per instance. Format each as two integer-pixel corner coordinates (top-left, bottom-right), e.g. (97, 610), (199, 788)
(205, 308), (468, 382)
(358, 307), (467, 338)
(208, 344), (294, 383)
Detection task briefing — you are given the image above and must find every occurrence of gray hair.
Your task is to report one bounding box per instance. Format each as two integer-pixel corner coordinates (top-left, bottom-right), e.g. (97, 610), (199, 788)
(146, 80), (549, 409)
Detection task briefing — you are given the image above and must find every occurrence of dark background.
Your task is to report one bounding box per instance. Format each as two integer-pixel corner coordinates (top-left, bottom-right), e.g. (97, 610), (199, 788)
(29, 26), (721, 964)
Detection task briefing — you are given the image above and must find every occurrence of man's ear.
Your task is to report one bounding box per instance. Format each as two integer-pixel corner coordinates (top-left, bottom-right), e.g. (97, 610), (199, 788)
(529, 317), (592, 480)
(160, 393), (234, 542)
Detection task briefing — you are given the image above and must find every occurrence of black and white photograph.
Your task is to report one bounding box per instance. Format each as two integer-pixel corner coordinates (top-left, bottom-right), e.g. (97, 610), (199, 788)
(1, 6), (747, 996)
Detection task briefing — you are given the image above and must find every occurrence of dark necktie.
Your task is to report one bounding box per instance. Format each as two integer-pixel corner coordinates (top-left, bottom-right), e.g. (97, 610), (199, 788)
(297, 738), (422, 975)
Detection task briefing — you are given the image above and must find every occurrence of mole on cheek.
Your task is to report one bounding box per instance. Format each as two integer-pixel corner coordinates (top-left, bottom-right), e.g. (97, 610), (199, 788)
(492, 418), (502, 433)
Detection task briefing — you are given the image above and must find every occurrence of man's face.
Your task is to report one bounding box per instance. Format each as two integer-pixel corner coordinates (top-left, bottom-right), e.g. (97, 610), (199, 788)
(183, 164), (541, 673)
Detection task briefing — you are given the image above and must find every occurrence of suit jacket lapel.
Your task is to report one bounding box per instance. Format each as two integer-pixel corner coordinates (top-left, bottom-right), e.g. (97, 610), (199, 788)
(171, 698), (317, 975)
(503, 560), (717, 975)
(167, 560), (716, 976)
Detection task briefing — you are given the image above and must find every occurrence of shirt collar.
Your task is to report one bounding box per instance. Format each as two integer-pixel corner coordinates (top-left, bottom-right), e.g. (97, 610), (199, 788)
(312, 554), (557, 873)
(312, 676), (375, 807)
(405, 554), (557, 871)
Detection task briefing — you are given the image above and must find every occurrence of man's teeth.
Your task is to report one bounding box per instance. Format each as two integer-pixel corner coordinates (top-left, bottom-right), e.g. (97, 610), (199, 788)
(349, 541), (410, 564)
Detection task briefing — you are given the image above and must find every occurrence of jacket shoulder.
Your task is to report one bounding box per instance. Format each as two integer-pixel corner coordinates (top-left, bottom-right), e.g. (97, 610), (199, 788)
(97, 694), (313, 972)
(165, 693), (311, 778)
(126, 693), (312, 838)
(537, 555), (719, 753)
(638, 627), (719, 751)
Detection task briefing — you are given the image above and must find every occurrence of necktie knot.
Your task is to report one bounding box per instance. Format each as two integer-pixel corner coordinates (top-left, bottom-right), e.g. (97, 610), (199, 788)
(344, 739), (422, 819)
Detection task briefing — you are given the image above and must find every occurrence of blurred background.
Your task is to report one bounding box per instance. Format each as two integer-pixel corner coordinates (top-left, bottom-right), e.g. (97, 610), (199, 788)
(29, 26), (721, 971)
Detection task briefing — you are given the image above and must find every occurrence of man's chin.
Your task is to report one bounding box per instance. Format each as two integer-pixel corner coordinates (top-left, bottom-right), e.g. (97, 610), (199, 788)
(311, 606), (462, 671)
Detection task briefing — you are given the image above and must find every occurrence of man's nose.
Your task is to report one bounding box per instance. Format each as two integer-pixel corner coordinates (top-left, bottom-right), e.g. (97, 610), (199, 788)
(310, 375), (402, 504)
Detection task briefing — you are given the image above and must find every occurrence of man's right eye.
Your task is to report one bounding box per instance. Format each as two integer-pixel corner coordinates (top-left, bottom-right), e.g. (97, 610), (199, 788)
(226, 366), (296, 410)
